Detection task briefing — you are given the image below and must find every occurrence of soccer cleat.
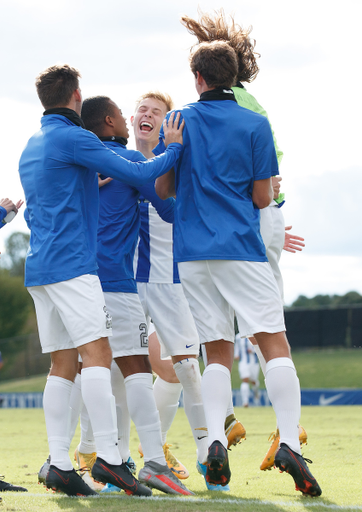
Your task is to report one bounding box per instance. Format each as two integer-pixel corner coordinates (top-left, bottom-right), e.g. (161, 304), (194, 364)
(260, 425), (308, 471)
(74, 447), (104, 491)
(91, 457), (152, 496)
(225, 418), (246, 449)
(38, 455), (51, 485)
(274, 443), (322, 497)
(138, 461), (194, 495)
(101, 482), (122, 493)
(45, 465), (98, 497)
(125, 456), (137, 476)
(0, 477), (28, 492)
(196, 460), (230, 491)
(138, 442), (189, 480)
(206, 441), (231, 486)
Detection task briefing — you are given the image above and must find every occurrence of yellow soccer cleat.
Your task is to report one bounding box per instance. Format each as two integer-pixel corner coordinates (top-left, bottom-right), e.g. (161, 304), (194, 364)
(138, 442), (189, 480)
(74, 446), (105, 490)
(260, 425), (308, 471)
(225, 417), (246, 449)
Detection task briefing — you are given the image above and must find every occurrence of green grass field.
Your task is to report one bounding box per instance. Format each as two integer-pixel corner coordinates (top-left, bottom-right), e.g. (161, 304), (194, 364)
(1, 347), (362, 393)
(1, 406), (361, 512)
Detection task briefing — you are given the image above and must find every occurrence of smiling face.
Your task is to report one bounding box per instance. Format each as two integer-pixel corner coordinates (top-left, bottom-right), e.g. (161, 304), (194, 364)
(132, 97), (168, 145)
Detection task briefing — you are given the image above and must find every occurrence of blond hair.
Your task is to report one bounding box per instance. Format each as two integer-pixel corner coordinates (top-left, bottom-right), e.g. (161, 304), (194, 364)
(135, 91), (174, 113)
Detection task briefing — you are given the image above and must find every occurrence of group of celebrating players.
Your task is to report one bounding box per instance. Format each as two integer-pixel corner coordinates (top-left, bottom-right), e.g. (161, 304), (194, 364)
(2, 9), (322, 500)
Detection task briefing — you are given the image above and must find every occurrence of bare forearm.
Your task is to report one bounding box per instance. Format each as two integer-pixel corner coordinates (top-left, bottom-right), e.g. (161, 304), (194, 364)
(252, 178), (273, 209)
(155, 168), (176, 199)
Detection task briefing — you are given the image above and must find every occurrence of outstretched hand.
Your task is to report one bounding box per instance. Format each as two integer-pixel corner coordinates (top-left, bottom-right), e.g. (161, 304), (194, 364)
(283, 225), (305, 253)
(0, 197), (22, 214)
(163, 112), (185, 147)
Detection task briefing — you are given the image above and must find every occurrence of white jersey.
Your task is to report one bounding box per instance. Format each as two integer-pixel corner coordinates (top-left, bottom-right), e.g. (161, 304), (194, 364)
(135, 202), (180, 284)
(234, 334), (258, 365)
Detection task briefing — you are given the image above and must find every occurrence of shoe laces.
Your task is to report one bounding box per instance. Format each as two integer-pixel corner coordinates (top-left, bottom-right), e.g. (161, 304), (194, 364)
(268, 430), (279, 442)
(163, 443), (178, 466)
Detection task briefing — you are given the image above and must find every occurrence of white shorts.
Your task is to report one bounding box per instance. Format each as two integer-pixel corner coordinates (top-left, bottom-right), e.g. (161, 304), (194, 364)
(260, 205), (285, 301)
(104, 292), (149, 358)
(178, 260), (285, 344)
(238, 359), (260, 382)
(28, 274), (112, 354)
(137, 282), (200, 359)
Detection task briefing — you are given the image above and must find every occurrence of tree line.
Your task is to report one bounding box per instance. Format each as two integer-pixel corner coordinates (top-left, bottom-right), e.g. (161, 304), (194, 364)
(1, 231), (361, 354)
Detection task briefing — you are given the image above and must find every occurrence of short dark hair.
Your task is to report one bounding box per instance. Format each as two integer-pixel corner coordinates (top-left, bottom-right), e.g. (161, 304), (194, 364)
(35, 64), (81, 109)
(81, 96), (115, 136)
(190, 40), (237, 89)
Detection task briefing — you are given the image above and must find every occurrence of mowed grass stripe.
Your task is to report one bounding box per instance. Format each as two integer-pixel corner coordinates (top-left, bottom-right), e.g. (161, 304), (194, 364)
(1, 406), (361, 511)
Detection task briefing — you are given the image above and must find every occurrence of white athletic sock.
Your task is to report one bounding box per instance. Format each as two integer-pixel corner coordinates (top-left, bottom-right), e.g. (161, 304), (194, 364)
(225, 396), (235, 419)
(174, 358), (208, 463)
(43, 375), (73, 471)
(265, 358), (301, 454)
(153, 376), (182, 445)
(79, 404), (96, 454)
(81, 366), (121, 465)
(125, 373), (166, 465)
(111, 361), (131, 461)
(69, 373), (82, 443)
(201, 363), (230, 449)
(241, 382), (250, 407)
(202, 345), (235, 422)
(253, 344), (267, 377)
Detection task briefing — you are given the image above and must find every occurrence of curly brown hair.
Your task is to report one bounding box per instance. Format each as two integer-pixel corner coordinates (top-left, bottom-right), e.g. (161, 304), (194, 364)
(180, 9), (260, 84)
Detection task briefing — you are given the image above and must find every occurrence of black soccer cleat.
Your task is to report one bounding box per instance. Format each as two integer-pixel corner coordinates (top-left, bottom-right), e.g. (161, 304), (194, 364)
(45, 465), (98, 497)
(0, 477), (28, 492)
(205, 440), (231, 486)
(274, 443), (322, 497)
(91, 457), (152, 496)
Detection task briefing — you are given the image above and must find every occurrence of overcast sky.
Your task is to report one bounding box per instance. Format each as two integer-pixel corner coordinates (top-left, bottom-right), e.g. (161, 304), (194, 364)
(0, 0), (361, 305)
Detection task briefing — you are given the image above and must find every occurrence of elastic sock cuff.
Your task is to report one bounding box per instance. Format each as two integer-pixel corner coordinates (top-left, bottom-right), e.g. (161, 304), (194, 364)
(124, 373), (152, 385)
(47, 375), (73, 389)
(203, 363), (230, 378)
(266, 357), (296, 374)
(81, 366), (110, 382)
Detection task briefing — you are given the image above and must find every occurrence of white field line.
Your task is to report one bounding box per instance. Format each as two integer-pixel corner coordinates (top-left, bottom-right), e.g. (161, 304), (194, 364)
(12, 493), (362, 510)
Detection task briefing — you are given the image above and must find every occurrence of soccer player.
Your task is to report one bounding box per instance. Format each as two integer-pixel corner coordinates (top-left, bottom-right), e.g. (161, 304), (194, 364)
(132, 92), (232, 491)
(18, 64), (184, 497)
(155, 41), (321, 497)
(180, 9), (307, 471)
(79, 95), (192, 496)
(234, 333), (260, 407)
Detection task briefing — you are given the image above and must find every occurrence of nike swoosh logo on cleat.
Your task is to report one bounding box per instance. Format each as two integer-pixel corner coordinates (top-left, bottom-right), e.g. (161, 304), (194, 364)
(197, 436), (207, 440)
(53, 471), (69, 485)
(99, 463), (137, 492)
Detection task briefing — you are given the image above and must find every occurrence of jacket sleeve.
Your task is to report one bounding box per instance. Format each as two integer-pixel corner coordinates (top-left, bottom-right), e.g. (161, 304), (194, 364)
(138, 181), (175, 224)
(74, 131), (183, 187)
(0, 206), (6, 229)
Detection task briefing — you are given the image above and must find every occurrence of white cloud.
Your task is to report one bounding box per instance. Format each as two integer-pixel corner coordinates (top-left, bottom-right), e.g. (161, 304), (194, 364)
(0, 0), (361, 303)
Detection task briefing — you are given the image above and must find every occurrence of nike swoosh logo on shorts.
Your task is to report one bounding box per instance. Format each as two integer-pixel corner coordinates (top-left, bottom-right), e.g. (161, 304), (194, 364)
(186, 344), (195, 349)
